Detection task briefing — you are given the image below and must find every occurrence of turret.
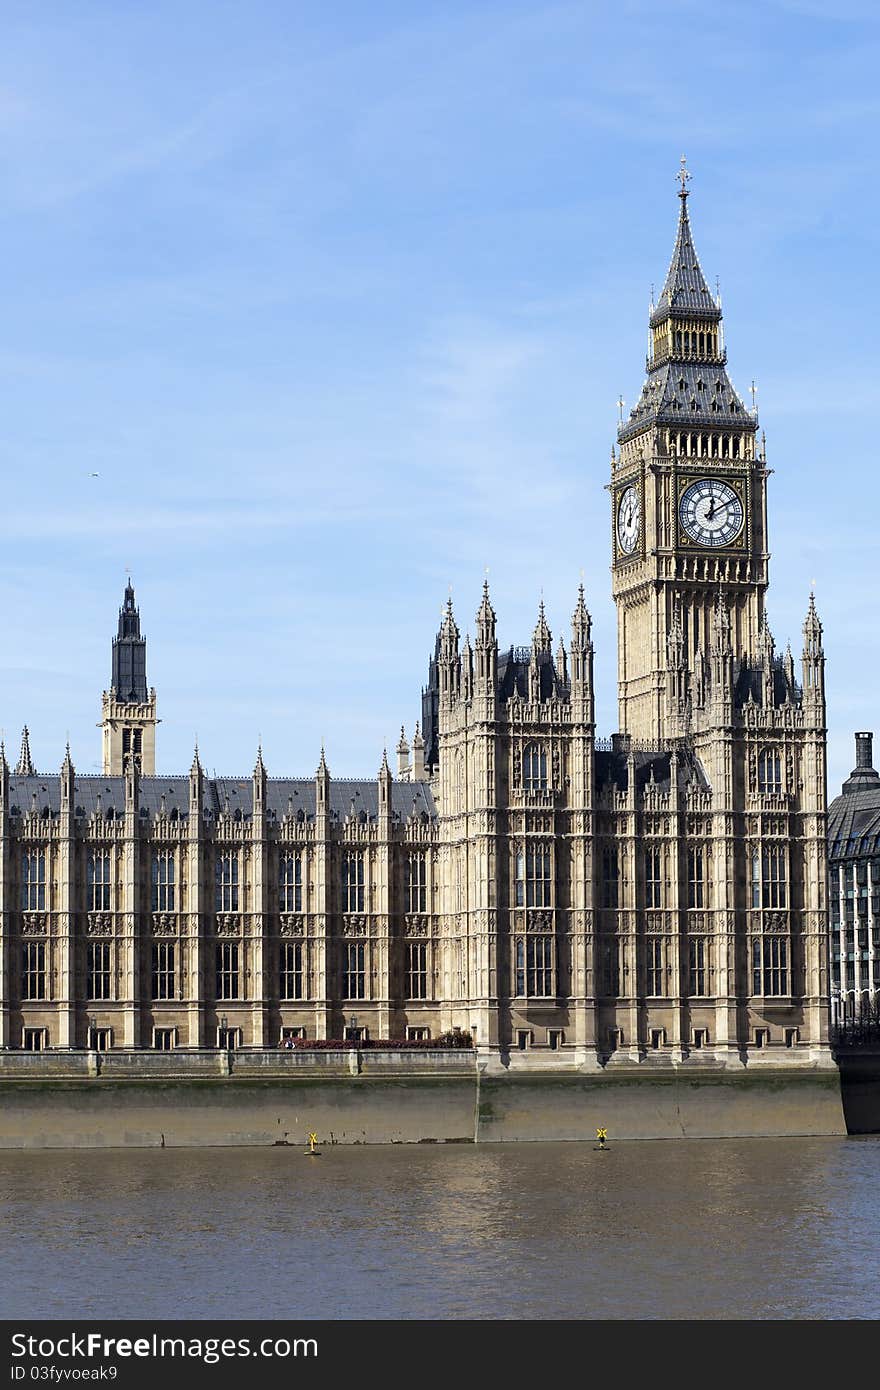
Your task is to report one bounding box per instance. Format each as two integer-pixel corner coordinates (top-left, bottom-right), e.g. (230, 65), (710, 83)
(474, 580), (498, 692)
(396, 726), (410, 778)
(802, 592), (825, 705)
(378, 748), (392, 821)
(570, 584), (594, 706)
(529, 601), (552, 702)
(438, 599), (460, 706)
(253, 744), (267, 816)
(316, 746), (330, 819)
(101, 580), (158, 774)
(189, 744), (203, 815)
(411, 723), (427, 782)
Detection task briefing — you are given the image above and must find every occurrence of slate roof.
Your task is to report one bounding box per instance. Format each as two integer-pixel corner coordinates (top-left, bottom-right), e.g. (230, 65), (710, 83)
(651, 194), (719, 323)
(4, 775), (437, 824)
(828, 762), (880, 859)
(595, 748), (711, 795)
(619, 360), (753, 443)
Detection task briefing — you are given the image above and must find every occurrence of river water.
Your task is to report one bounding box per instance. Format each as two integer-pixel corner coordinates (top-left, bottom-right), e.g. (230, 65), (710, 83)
(1, 1138), (878, 1320)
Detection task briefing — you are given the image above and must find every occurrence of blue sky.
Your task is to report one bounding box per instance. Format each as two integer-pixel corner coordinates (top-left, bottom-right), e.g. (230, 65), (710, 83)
(0, 0), (877, 795)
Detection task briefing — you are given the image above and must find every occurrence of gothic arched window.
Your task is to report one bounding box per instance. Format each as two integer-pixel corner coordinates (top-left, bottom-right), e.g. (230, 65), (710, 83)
(758, 749), (782, 794)
(522, 743), (547, 792)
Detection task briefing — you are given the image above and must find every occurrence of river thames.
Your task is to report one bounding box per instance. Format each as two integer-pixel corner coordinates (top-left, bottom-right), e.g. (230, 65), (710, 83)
(1, 1137), (877, 1320)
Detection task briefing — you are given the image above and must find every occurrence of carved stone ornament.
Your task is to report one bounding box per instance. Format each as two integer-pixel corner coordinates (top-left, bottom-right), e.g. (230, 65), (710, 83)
(152, 914), (176, 937)
(279, 915), (305, 937)
(87, 912), (113, 936)
(215, 914), (240, 936)
(342, 916), (368, 937)
(21, 913), (47, 936)
(646, 913), (665, 934)
(404, 915), (428, 936)
(764, 914), (788, 934)
(527, 910), (554, 931)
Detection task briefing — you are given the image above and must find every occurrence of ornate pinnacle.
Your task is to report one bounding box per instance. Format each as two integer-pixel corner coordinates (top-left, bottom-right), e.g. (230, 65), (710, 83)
(15, 726), (35, 777)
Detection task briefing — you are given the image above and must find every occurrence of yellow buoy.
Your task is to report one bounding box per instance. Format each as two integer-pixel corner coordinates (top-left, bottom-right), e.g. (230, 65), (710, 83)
(306, 1130), (321, 1156)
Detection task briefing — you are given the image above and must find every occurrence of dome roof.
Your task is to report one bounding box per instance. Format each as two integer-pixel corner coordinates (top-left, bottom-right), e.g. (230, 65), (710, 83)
(828, 733), (880, 857)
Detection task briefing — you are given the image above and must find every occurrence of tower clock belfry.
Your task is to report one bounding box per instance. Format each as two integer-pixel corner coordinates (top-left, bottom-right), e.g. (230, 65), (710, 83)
(612, 159), (768, 741)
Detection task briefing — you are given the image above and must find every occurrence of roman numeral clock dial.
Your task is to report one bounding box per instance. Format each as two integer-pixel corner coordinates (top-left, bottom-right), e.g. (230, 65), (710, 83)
(678, 478), (744, 548)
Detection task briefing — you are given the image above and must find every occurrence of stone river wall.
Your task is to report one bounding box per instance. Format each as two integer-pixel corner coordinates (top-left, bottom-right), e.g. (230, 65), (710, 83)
(0, 1048), (858, 1147)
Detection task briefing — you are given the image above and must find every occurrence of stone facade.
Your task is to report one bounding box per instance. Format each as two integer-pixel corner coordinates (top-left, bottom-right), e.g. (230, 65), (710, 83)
(0, 172), (832, 1067)
(827, 732), (880, 1021)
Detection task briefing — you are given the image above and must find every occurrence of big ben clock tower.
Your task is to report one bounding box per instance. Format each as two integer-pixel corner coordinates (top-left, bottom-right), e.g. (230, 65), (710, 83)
(612, 159), (768, 741)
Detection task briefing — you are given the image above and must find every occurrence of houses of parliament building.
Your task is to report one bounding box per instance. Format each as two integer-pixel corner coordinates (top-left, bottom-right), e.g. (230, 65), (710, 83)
(0, 171), (832, 1067)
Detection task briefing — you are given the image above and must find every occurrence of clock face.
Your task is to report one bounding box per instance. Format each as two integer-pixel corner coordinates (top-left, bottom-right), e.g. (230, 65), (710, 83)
(679, 478), (744, 548)
(617, 484), (641, 555)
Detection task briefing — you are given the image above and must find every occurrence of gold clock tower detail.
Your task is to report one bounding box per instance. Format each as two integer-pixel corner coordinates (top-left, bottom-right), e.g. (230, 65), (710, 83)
(612, 159), (768, 741)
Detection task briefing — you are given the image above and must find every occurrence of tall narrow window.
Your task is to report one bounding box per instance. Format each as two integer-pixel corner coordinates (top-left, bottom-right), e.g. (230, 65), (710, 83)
(21, 941), (46, 1000)
(280, 854), (303, 912)
(515, 848), (525, 908)
(646, 937), (664, 995)
(601, 848), (619, 909)
(21, 850), (46, 911)
(405, 852), (427, 913)
(762, 846), (787, 908)
(151, 942), (175, 1000)
(87, 941), (112, 1000)
(751, 848), (761, 909)
(406, 941), (428, 999)
(689, 938), (706, 996)
(88, 850), (112, 912)
(215, 942), (240, 999)
(343, 941), (366, 999)
(522, 743), (548, 792)
(515, 936), (553, 997)
(525, 843), (552, 908)
(752, 937), (789, 996)
(215, 854), (239, 912)
(688, 847), (705, 909)
(758, 749), (782, 794)
(280, 941), (305, 1000)
(342, 852), (365, 913)
(645, 846), (663, 908)
(152, 851), (175, 911)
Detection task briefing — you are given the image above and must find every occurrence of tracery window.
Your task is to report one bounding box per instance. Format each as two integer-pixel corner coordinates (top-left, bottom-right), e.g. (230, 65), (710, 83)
(215, 854), (239, 913)
(689, 938), (707, 996)
(215, 942), (240, 999)
(152, 851), (175, 912)
(343, 941), (366, 999)
(601, 848), (619, 909)
(21, 941), (46, 1000)
(21, 850), (46, 911)
(522, 743), (548, 792)
(405, 852), (427, 913)
(515, 936), (553, 997)
(688, 847), (705, 909)
(752, 937), (788, 996)
(280, 853), (303, 912)
(87, 941), (112, 1000)
(645, 846), (663, 909)
(646, 938), (665, 996)
(88, 850), (112, 912)
(151, 942), (175, 1000)
(342, 852), (365, 913)
(515, 843), (552, 908)
(758, 749), (782, 794)
(751, 846), (787, 909)
(406, 941), (428, 999)
(280, 941), (305, 1000)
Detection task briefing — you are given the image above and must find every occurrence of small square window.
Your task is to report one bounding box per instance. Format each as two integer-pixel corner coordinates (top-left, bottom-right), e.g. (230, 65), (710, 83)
(516, 1030), (531, 1051)
(22, 1028), (47, 1052)
(692, 1028), (708, 1049)
(217, 1027), (242, 1050)
(548, 1029), (563, 1051)
(650, 1028), (665, 1050)
(280, 1027), (306, 1048)
(754, 1028), (769, 1049)
(88, 1027), (112, 1052)
(406, 1026), (431, 1041)
(784, 1027), (798, 1048)
(153, 1028), (176, 1051)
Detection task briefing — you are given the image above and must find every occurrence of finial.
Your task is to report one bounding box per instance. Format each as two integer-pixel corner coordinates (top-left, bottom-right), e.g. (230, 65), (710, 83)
(677, 154), (691, 199)
(617, 395), (625, 425)
(15, 725), (35, 777)
(750, 380), (758, 414)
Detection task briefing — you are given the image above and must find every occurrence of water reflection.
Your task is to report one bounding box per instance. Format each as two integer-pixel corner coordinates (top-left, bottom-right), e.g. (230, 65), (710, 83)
(0, 1139), (877, 1320)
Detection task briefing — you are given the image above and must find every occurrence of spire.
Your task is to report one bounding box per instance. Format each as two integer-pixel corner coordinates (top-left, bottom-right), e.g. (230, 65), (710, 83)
(439, 597), (459, 654)
(532, 600), (552, 653)
(572, 583), (591, 640)
(316, 745), (329, 778)
(396, 725), (410, 778)
(190, 741), (201, 776)
(651, 157), (717, 320)
(379, 747), (391, 778)
(476, 579), (496, 639)
(803, 590), (823, 653)
(253, 742), (266, 777)
(111, 580), (148, 703)
(620, 163), (754, 445)
(15, 726), (35, 776)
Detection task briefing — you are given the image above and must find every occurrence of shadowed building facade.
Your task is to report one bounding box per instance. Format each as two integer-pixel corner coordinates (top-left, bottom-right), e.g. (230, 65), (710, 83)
(828, 732), (880, 1023)
(0, 174), (832, 1066)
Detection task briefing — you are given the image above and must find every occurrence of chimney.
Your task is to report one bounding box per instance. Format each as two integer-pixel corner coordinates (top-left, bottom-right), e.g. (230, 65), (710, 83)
(855, 731), (874, 770)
